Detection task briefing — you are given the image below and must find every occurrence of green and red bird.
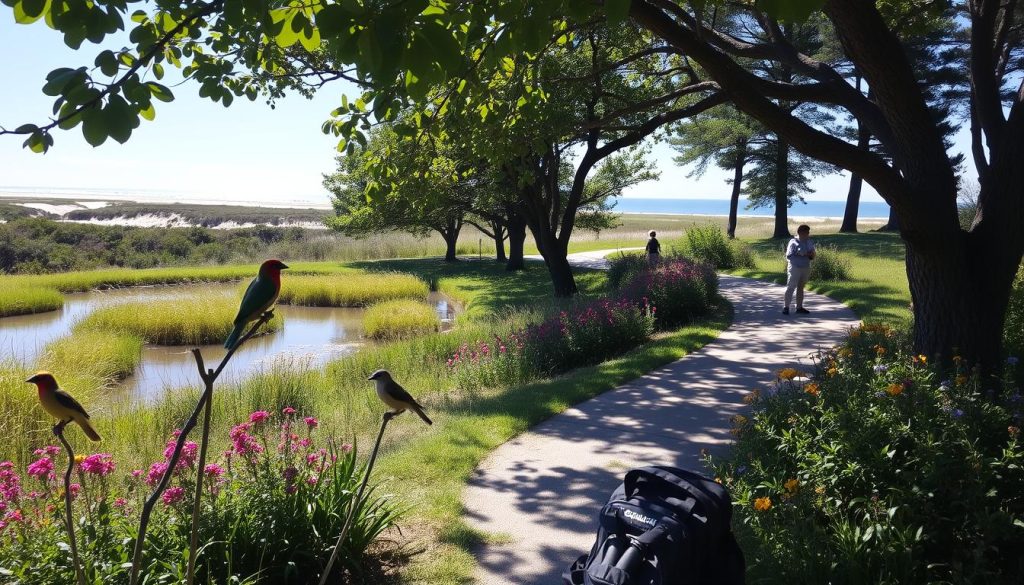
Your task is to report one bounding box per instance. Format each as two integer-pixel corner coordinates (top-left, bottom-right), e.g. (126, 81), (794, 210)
(224, 259), (289, 350)
(26, 372), (101, 441)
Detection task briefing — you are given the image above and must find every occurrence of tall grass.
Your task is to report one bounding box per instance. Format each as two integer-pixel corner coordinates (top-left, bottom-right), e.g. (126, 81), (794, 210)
(363, 299), (440, 339)
(75, 296), (282, 345)
(0, 284), (64, 317)
(38, 331), (143, 381)
(277, 272), (429, 307)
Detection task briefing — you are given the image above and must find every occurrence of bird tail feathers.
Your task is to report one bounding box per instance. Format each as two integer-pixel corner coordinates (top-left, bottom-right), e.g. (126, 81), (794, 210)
(411, 405), (432, 426)
(76, 416), (102, 442)
(224, 324), (243, 350)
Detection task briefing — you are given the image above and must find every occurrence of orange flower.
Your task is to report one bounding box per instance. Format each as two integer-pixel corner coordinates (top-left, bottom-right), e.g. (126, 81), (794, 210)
(1010, 426), (1020, 438)
(743, 389), (761, 404)
(913, 354), (928, 365)
(777, 368), (800, 381)
(850, 329), (861, 338)
(804, 382), (820, 397)
(885, 383), (904, 397)
(838, 347), (853, 359)
(753, 497), (772, 512)
(955, 375), (968, 386)
(814, 485), (825, 495)
(874, 344), (886, 356)
(784, 478), (799, 493)
(826, 367), (838, 378)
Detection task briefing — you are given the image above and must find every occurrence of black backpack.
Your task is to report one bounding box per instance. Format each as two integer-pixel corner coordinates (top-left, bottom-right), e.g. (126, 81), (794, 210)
(563, 466), (745, 585)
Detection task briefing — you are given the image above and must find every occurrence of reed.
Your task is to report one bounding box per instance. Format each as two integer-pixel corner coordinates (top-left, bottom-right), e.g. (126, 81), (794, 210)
(363, 299), (441, 339)
(75, 295), (282, 345)
(38, 331), (143, 382)
(277, 273), (429, 307)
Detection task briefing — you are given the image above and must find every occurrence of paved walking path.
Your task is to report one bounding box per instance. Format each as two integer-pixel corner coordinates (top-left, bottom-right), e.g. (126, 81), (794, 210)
(463, 252), (859, 584)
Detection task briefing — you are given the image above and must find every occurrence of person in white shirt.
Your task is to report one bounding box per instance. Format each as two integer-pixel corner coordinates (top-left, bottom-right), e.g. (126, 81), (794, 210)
(783, 224), (815, 315)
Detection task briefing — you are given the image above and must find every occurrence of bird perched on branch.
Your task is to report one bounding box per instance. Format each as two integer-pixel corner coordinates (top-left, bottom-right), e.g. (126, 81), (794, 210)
(26, 372), (101, 441)
(367, 370), (432, 425)
(224, 259), (289, 350)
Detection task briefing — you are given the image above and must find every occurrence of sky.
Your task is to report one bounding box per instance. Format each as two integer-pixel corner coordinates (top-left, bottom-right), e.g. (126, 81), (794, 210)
(0, 15), (974, 209)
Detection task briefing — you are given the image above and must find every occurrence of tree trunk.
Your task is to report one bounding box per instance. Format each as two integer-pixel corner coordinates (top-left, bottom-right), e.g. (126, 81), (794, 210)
(772, 138), (791, 239)
(528, 223), (577, 297)
(840, 124), (871, 233)
(443, 233), (458, 262)
(505, 211), (526, 272)
(878, 206), (900, 232)
(491, 221), (507, 262)
(727, 140), (746, 239)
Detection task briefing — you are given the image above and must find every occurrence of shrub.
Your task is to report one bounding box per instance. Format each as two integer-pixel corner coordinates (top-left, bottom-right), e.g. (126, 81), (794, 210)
(76, 296), (282, 345)
(621, 258), (718, 329)
(278, 273), (429, 307)
(607, 252), (648, 289)
(712, 324), (1024, 584)
(674, 225), (754, 270)
(1005, 263), (1024, 380)
(363, 299), (440, 339)
(809, 245), (852, 281)
(0, 409), (400, 584)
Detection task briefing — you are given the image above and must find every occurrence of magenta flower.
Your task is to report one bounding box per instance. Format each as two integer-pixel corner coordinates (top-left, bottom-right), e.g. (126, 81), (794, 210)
(282, 406), (296, 415)
(249, 410), (271, 424)
(161, 486), (185, 506)
(341, 443), (353, 453)
(304, 416), (318, 429)
(26, 457), (54, 481)
(80, 454), (115, 476)
(113, 497), (128, 508)
(33, 446), (60, 457)
(146, 462), (169, 486)
(229, 423), (263, 456)
(204, 464), (225, 479)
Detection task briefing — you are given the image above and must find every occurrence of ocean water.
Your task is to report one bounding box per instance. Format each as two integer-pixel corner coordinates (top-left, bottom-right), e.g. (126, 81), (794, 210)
(615, 197), (891, 219)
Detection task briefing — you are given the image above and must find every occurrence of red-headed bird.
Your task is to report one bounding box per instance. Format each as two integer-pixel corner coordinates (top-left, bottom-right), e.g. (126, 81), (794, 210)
(26, 372), (101, 441)
(224, 259), (288, 350)
(368, 369), (432, 425)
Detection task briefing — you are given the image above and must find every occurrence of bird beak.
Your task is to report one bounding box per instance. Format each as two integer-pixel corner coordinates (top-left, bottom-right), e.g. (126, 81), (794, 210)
(25, 375), (38, 384)
(280, 262), (289, 270)
(367, 374), (375, 381)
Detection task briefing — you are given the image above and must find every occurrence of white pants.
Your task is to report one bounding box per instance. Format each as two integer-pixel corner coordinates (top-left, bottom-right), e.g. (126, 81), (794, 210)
(785, 266), (810, 309)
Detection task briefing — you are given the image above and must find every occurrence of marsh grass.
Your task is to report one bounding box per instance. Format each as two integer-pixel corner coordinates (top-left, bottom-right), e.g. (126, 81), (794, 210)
(363, 299), (440, 339)
(38, 331), (143, 381)
(278, 272), (429, 307)
(0, 285), (64, 317)
(75, 295), (282, 345)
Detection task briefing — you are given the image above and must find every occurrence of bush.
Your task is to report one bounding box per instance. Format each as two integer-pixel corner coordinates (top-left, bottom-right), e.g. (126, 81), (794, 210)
(711, 324), (1024, 584)
(809, 245), (852, 281)
(607, 252), (648, 289)
(621, 258), (718, 329)
(1005, 264), (1024, 372)
(76, 296), (282, 345)
(0, 409), (400, 584)
(363, 299), (440, 339)
(677, 226), (756, 270)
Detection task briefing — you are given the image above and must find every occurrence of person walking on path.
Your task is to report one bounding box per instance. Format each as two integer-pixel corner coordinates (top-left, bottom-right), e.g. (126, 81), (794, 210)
(783, 224), (816, 315)
(645, 230), (661, 267)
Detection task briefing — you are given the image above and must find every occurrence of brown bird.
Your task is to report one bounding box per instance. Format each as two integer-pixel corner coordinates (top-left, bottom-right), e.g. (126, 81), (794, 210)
(25, 372), (101, 441)
(367, 370), (432, 425)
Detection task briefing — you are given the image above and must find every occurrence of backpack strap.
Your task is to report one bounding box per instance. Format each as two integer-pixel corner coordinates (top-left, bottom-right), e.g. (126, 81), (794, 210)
(624, 467), (721, 528)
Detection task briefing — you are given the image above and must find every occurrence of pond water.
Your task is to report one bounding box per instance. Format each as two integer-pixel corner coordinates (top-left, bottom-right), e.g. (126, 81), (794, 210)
(0, 282), (457, 403)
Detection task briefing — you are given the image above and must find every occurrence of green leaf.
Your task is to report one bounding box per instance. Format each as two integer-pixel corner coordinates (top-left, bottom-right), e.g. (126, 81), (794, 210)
(417, 21), (461, 72)
(275, 14), (301, 48)
(81, 109), (108, 147)
(153, 63), (164, 80)
(41, 68), (80, 96)
(23, 130), (50, 153)
(15, 0), (48, 23)
(315, 4), (351, 38)
(604, 0), (630, 25)
(755, 0), (824, 22)
(96, 50), (119, 77)
(138, 102), (156, 121)
(104, 95), (134, 143)
(146, 82), (174, 102)
(299, 19), (321, 52)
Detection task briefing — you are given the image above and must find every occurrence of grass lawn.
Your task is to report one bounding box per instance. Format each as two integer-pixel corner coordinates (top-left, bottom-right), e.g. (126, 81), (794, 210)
(724, 232), (912, 325)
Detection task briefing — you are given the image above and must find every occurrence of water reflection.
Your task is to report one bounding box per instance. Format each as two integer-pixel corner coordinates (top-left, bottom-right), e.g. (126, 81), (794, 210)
(0, 282), (458, 404)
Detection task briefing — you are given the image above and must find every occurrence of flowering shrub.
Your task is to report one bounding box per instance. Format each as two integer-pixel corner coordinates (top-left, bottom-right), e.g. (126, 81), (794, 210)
(711, 324), (1024, 583)
(446, 297), (655, 389)
(0, 408), (399, 584)
(622, 258), (718, 329)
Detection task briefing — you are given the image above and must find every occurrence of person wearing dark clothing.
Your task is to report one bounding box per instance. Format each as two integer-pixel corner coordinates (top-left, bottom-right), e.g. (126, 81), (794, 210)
(645, 230), (661, 267)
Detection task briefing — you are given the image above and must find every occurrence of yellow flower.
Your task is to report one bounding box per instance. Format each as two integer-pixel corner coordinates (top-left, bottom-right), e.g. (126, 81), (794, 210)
(74, 454), (85, 464)
(826, 367), (838, 378)
(885, 383), (904, 397)
(814, 485), (825, 495)
(743, 389), (761, 404)
(784, 478), (799, 493)
(955, 375), (968, 386)
(777, 368), (800, 380)
(913, 354), (928, 366)
(804, 382), (820, 397)
(753, 497), (773, 512)
(838, 347), (853, 359)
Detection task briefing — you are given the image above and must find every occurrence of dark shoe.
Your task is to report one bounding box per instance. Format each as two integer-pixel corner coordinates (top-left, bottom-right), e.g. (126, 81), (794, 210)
(782, 307), (790, 315)
(796, 307), (810, 314)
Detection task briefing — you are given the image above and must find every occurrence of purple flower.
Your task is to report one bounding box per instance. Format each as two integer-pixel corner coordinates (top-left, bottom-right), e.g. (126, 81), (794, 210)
(873, 364), (888, 374)
(282, 466), (299, 481)
(26, 457), (54, 481)
(952, 408), (964, 419)
(304, 417), (319, 429)
(161, 486), (185, 506)
(204, 464), (224, 479)
(80, 454), (115, 476)
(146, 462), (169, 486)
(1008, 356), (1019, 366)
(249, 410), (271, 424)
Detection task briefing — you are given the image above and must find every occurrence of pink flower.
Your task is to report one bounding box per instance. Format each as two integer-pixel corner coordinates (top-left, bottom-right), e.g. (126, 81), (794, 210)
(161, 486), (185, 506)
(80, 454), (115, 476)
(4, 509), (23, 523)
(282, 406), (296, 415)
(26, 457), (54, 481)
(304, 417), (318, 429)
(113, 498), (127, 508)
(146, 462), (169, 486)
(299, 438), (312, 448)
(307, 476), (318, 486)
(130, 469), (143, 480)
(204, 464), (224, 478)
(249, 410), (271, 424)
(340, 443), (353, 453)
(229, 423), (263, 456)
(69, 483), (80, 498)
(33, 446), (60, 457)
